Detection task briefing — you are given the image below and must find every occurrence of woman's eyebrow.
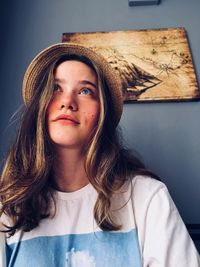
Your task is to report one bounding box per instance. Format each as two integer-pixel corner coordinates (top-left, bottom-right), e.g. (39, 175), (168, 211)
(54, 78), (97, 89)
(78, 80), (97, 89)
(54, 78), (64, 83)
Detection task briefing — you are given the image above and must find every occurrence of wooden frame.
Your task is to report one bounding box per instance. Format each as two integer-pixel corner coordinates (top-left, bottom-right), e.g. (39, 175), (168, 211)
(129, 0), (161, 6)
(62, 28), (200, 103)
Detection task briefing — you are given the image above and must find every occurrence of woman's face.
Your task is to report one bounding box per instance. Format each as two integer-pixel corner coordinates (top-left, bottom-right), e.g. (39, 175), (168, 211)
(46, 60), (100, 152)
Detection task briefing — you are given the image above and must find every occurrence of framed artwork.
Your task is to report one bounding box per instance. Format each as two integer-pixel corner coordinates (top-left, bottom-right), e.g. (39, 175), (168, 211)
(62, 28), (200, 102)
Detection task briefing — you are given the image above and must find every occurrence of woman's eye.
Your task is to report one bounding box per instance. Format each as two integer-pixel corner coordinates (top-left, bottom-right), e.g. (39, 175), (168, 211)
(53, 84), (61, 92)
(80, 88), (93, 95)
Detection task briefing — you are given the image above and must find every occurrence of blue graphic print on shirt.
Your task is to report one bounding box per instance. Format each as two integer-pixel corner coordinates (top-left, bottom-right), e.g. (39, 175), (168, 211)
(6, 229), (142, 267)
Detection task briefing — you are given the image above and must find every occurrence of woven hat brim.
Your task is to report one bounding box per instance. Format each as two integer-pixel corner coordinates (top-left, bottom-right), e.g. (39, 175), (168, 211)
(22, 43), (123, 126)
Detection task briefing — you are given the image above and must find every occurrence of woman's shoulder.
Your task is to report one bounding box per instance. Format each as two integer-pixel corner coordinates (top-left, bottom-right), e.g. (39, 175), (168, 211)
(116, 174), (171, 215)
(118, 174), (167, 199)
(132, 174), (166, 196)
(130, 175), (174, 214)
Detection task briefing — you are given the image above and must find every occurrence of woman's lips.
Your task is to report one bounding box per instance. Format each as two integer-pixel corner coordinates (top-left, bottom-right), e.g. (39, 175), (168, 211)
(53, 114), (80, 124)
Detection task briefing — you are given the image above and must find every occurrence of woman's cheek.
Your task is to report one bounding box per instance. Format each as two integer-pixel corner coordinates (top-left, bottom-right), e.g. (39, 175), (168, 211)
(88, 112), (99, 125)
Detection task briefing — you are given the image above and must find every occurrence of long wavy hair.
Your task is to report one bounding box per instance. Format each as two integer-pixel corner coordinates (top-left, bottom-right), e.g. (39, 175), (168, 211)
(0, 54), (158, 236)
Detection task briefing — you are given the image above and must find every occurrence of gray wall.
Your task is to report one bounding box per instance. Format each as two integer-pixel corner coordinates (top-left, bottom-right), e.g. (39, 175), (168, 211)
(0, 0), (200, 225)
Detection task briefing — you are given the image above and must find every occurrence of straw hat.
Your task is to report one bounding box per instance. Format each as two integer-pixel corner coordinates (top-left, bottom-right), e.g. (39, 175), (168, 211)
(22, 43), (123, 126)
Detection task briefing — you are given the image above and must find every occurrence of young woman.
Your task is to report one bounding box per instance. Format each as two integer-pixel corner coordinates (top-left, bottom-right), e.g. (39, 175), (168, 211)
(0, 43), (199, 267)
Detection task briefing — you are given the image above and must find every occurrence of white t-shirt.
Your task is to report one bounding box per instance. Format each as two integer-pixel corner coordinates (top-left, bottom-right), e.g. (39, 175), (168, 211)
(0, 175), (199, 266)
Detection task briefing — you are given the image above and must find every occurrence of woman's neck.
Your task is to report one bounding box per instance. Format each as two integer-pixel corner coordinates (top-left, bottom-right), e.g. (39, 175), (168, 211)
(52, 147), (89, 192)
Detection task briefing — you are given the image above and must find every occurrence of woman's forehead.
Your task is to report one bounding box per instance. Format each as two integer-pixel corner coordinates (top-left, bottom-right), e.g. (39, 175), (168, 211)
(54, 60), (98, 82)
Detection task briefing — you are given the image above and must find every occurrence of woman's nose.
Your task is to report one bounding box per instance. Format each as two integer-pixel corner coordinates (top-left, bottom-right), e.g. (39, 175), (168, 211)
(58, 92), (78, 111)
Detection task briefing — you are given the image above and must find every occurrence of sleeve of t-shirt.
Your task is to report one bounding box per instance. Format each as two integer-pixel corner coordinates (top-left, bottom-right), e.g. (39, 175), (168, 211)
(0, 225), (6, 267)
(141, 183), (200, 267)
